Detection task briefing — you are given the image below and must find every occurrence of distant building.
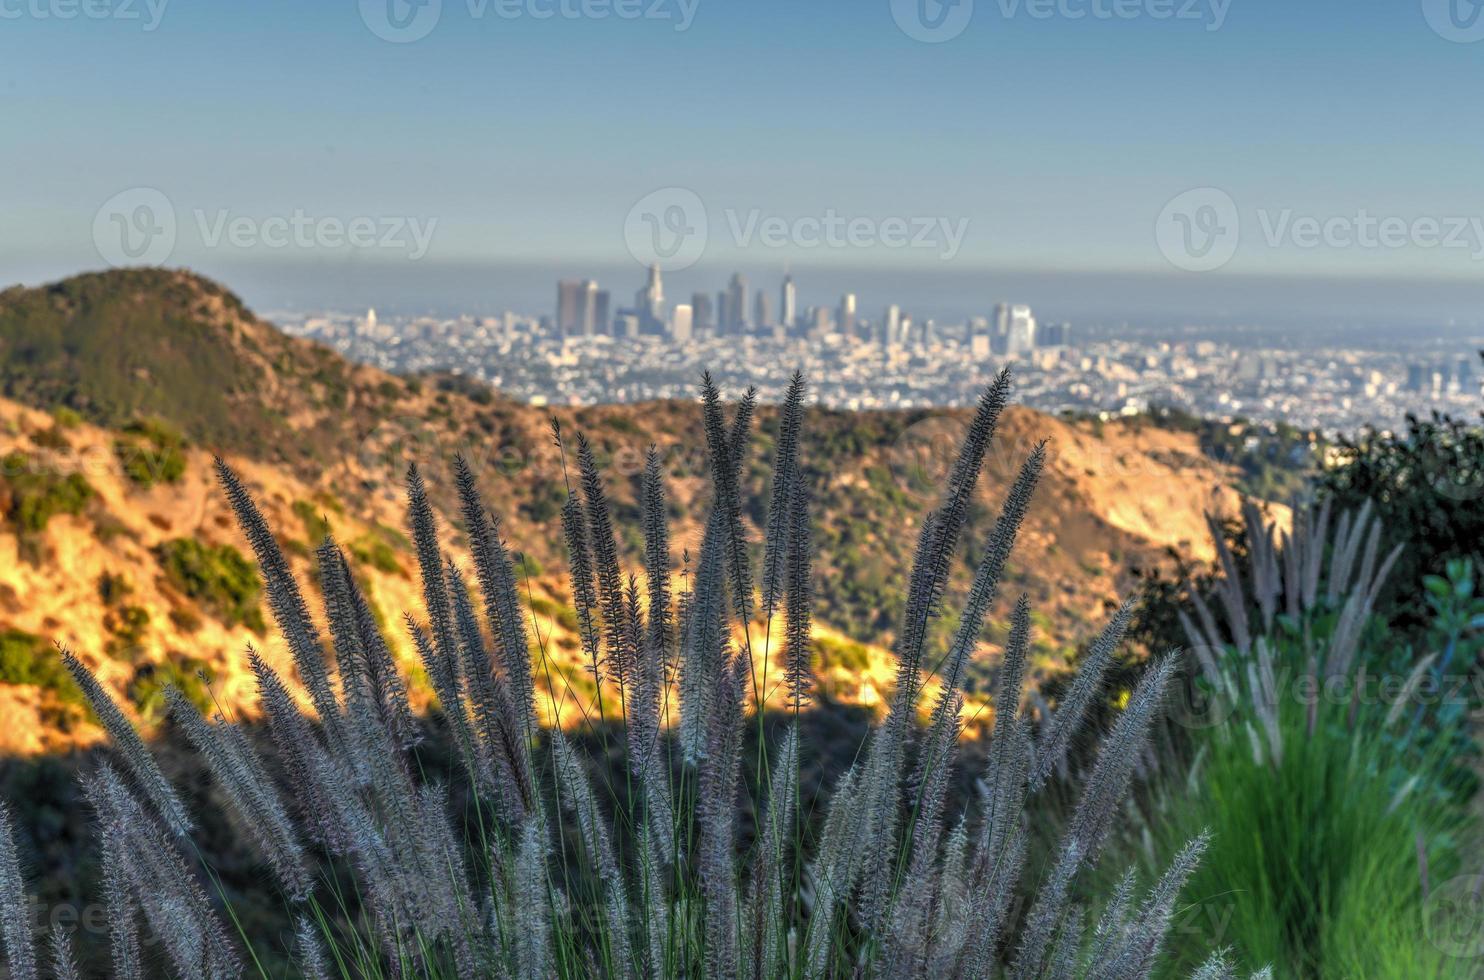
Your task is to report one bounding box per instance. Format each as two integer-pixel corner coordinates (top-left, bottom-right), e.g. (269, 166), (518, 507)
(1039, 321), (1071, 347)
(635, 265), (665, 334)
(692, 292), (714, 334)
(969, 316), (990, 358)
(1006, 304), (1036, 354)
(716, 291), (731, 337)
(755, 289), (772, 332)
(780, 275), (797, 332)
(808, 306), (830, 336)
(613, 311), (641, 339)
(593, 290), (611, 336)
(883, 304), (902, 347)
(838, 293), (857, 336)
(727, 273), (750, 333)
(556, 279), (587, 336)
(671, 303), (693, 344)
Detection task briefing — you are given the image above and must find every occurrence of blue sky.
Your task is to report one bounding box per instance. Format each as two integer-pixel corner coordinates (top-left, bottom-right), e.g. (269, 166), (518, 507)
(4, 0), (1484, 316)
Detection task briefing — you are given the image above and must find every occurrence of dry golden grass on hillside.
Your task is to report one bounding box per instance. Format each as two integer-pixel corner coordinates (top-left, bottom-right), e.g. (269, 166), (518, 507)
(0, 379), (1259, 757)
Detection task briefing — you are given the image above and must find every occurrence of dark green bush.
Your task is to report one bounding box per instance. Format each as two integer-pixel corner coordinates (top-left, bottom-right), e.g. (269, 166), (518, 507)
(156, 538), (266, 632)
(0, 451), (94, 532)
(0, 629), (83, 707)
(114, 418), (188, 487)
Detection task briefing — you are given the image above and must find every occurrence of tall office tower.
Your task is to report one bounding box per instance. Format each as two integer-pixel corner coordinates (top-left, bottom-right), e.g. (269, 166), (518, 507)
(968, 316), (991, 358)
(557, 278), (587, 336)
(992, 303), (1011, 354)
(809, 306), (831, 336)
(837, 293), (857, 335)
(613, 312), (641, 339)
(635, 264), (665, 334)
(717, 291), (732, 336)
(671, 303), (694, 344)
(780, 274), (798, 332)
(593, 290), (611, 336)
(1006, 304), (1036, 354)
(692, 292), (715, 334)
(882, 304), (901, 346)
(754, 289), (772, 333)
(727, 273), (750, 332)
(578, 280), (599, 336)
(1039, 321), (1071, 347)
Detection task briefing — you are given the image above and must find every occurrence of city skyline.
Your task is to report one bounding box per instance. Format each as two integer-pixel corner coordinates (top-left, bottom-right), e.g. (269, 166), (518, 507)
(8, 0), (1484, 322)
(543, 264), (1079, 354)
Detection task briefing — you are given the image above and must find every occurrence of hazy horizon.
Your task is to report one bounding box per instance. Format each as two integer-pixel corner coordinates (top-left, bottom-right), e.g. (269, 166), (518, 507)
(7, 0), (1484, 329)
(11, 259), (1484, 339)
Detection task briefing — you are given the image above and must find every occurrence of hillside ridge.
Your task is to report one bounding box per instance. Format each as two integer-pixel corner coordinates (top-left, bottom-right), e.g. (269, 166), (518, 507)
(0, 268), (1251, 755)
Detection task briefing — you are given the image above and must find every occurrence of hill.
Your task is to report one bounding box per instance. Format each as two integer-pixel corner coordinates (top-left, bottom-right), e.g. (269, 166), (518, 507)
(0, 269), (1253, 755)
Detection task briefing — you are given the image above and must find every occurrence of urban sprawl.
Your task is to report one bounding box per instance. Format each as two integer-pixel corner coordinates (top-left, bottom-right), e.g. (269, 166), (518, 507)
(274, 266), (1483, 438)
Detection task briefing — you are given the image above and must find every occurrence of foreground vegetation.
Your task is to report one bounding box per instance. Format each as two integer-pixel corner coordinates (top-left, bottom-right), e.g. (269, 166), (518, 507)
(0, 372), (1270, 978)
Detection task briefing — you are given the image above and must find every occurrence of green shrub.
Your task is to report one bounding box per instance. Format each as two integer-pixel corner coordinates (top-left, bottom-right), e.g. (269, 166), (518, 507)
(349, 527), (404, 575)
(104, 604), (151, 657)
(0, 629), (84, 707)
(291, 499), (334, 545)
(127, 653), (213, 723)
(0, 451), (93, 531)
(814, 632), (871, 673)
(114, 418), (188, 487)
(1139, 687), (1467, 978)
(1318, 391), (1484, 632)
(156, 538), (265, 632)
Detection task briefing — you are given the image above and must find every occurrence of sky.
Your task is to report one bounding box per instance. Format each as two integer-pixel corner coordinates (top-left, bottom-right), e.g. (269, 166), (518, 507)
(4, 0), (1484, 321)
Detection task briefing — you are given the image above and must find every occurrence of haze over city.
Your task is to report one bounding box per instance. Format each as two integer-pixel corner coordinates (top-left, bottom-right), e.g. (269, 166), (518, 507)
(7, 0), (1484, 327)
